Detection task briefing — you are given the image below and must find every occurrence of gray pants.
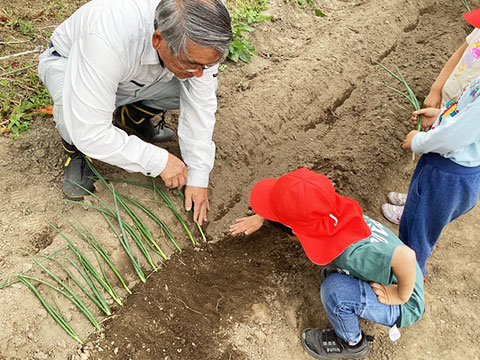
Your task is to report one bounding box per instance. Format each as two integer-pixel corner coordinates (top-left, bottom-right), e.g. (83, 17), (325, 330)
(38, 46), (180, 144)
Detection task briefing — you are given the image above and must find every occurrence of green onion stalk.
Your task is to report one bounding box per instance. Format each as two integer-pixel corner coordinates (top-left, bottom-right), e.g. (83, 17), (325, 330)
(17, 275), (84, 344)
(376, 62), (422, 159)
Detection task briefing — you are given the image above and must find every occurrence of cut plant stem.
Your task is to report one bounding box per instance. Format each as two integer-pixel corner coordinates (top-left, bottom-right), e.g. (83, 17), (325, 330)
(47, 255), (112, 316)
(17, 275), (84, 344)
(65, 198), (147, 283)
(104, 176), (196, 244)
(119, 193), (182, 252)
(63, 180), (152, 282)
(85, 164), (165, 265)
(25, 253), (100, 330)
(177, 189), (206, 242)
(49, 224), (123, 307)
(0, 244), (68, 289)
(65, 211), (132, 294)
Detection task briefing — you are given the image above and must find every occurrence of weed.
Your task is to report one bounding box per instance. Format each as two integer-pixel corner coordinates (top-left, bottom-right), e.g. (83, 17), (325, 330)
(227, 0), (271, 63)
(228, 23), (257, 63)
(284, 0), (327, 17)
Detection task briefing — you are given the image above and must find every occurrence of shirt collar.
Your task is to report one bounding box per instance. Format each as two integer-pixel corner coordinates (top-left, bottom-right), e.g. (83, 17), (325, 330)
(141, 0), (163, 66)
(141, 29), (162, 66)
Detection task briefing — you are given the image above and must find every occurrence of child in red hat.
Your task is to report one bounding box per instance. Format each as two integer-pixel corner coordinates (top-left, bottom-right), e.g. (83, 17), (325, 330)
(230, 168), (425, 359)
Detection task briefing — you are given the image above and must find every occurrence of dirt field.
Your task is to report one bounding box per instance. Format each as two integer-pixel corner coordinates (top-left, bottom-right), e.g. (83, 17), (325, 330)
(1, 0), (480, 359)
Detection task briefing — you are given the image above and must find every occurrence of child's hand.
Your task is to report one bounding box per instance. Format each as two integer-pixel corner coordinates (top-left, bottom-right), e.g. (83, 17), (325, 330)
(402, 130), (419, 150)
(411, 108), (442, 129)
(423, 89), (442, 109)
(370, 282), (408, 305)
(229, 214), (265, 235)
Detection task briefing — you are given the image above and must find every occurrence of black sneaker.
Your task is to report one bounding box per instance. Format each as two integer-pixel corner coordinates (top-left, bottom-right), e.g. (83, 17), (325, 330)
(301, 328), (373, 359)
(62, 139), (96, 200)
(320, 265), (340, 283)
(115, 102), (174, 142)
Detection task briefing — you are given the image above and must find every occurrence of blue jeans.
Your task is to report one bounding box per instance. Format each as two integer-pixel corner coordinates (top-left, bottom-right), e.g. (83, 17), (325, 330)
(320, 273), (401, 343)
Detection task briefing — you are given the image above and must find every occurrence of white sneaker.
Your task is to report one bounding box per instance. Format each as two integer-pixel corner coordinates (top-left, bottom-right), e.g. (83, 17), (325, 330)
(381, 204), (404, 225)
(387, 192), (408, 206)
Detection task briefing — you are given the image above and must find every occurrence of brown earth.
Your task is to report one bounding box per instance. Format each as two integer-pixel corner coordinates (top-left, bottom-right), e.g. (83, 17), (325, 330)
(1, 0), (479, 359)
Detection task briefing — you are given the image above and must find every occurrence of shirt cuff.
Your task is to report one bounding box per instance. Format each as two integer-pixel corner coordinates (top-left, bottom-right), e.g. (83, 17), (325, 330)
(145, 148), (169, 178)
(187, 168), (210, 188)
(411, 132), (426, 154)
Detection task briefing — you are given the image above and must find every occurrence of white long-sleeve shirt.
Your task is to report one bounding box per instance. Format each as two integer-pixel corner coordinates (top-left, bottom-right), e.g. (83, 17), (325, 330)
(51, 0), (218, 187)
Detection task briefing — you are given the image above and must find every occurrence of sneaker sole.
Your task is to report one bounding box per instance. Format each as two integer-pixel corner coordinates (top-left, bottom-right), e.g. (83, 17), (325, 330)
(301, 329), (370, 360)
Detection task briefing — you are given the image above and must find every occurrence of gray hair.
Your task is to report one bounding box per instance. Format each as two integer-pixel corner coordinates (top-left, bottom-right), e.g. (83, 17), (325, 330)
(154, 0), (232, 60)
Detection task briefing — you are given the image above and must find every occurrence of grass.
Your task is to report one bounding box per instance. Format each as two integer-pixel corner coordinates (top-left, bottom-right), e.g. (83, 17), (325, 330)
(0, 3), (81, 138)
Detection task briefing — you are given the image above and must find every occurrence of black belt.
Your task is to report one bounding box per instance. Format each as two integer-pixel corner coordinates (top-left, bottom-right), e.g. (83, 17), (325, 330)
(48, 41), (62, 57)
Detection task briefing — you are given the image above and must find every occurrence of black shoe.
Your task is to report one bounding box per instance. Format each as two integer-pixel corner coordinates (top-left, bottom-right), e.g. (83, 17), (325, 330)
(320, 265), (340, 283)
(301, 328), (373, 359)
(115, 102), (174, 142)
(62, 139), (96, 200)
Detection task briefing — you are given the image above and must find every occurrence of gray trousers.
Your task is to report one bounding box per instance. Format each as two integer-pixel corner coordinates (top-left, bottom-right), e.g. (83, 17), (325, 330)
(38, 46), (180, 144)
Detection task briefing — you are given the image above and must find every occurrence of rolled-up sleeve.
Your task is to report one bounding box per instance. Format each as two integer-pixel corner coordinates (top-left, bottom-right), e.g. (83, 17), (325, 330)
(178, 65), (218, 188)
(62, 34), (169, 177)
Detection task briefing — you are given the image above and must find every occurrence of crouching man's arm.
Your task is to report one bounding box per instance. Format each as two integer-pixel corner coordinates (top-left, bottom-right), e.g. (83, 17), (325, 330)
(370, 246), (417, 305)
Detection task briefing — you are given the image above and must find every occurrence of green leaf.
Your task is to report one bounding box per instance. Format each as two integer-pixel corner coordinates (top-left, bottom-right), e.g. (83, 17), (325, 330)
(314, 9), (327, 17)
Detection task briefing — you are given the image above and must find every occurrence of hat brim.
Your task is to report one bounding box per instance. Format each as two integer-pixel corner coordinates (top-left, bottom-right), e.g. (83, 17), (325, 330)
(249, 177), (280, 222)
(464, 8), (480, 28)
(293, 230), (358, 265)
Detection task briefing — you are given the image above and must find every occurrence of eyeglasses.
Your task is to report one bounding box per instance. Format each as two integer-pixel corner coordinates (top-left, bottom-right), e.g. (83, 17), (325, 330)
(181, 63), (215, 73)
(176, 55), (217, 73)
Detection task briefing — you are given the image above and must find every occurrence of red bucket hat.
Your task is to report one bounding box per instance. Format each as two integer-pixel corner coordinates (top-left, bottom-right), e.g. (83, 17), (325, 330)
(464, 8), (480, 28)
(249, 168), (371, 265)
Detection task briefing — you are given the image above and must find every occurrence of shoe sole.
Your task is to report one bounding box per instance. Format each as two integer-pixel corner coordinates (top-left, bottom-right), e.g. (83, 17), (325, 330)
(301, 329), (370, 360)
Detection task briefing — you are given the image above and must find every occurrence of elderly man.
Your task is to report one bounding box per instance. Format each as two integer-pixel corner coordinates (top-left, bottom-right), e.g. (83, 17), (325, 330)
(38, 0), (232, 224)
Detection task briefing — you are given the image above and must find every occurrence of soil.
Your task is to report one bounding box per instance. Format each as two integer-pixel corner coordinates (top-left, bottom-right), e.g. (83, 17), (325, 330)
(1, 0), (480, 359)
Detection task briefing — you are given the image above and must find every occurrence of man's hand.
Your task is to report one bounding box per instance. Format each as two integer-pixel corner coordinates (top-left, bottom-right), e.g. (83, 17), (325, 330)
(160, 153), (187, 189)
(411, 108), (442, 129)
(370, 283), (408, 305)
(402, 130), (419, 150)
(230, 214), (265, 235)
(184, 186), (209, 225)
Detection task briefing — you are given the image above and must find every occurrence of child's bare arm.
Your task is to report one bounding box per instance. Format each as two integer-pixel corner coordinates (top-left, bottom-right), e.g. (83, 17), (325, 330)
(230, 214), (265, 235)
(370, 246), (417, 305)
(425, 42), (468, 108)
